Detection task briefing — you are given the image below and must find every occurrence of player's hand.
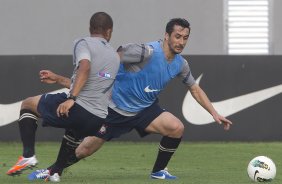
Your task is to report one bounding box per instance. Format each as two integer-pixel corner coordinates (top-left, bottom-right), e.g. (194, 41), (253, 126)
(213, 114), (232, 131)
(39, 70), (57, 84)
(56, 99), (75, 117)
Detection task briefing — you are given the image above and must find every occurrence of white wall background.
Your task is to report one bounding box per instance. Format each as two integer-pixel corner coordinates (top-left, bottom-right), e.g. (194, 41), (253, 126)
(272, 0), (282, 54)
(0, 0), (281, 55)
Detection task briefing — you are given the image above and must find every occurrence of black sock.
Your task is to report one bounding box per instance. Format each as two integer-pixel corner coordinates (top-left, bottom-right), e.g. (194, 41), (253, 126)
(152, 136), (182, 173)
(18, 109), (38, 158)
(48, 129), (82, 176)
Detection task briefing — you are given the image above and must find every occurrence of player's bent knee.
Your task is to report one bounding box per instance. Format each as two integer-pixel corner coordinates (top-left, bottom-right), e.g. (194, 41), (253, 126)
(21, 98), (32, 109)
(170, 121), (184, 137)
(176, 123), (185, 136)
(176, 122), (185, 133)
(21, 96), (41, 113)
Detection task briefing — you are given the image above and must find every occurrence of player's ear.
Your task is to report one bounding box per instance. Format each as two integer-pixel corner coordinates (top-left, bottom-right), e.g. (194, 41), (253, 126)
(165, 32), (169, 40)
(105, 28), (113, 42)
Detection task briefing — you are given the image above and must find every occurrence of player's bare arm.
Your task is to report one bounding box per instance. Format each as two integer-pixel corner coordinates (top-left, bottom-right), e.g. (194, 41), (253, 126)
(56, 59), (90, 117)
(188, 84), (232, 130)
(39, 70), (71, 88)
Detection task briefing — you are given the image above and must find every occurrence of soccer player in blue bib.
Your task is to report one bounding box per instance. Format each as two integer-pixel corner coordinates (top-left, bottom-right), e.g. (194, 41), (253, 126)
(31, 18), (232, 181)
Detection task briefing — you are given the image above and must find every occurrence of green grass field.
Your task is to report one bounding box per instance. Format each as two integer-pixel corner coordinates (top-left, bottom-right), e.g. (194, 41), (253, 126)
(0, 142), (281, 184)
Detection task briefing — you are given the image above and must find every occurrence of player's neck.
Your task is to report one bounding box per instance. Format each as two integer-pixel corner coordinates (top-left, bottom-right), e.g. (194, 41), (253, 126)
(90, 34), (107, 41)
(162, 42), (175, 61)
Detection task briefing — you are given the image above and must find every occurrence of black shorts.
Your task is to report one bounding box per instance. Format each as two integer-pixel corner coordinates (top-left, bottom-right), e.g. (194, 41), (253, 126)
(96, 101), (165, 141)
(37, 93), (104, 139)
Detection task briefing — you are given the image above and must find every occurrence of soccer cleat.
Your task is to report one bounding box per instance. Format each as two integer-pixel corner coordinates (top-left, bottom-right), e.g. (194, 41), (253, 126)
(151, 169), (177, 180)
(28, 169), (61, 182)
(6, 155), (38, 176)
(46, 173), (61, 182)
(28, 169), (50, 180)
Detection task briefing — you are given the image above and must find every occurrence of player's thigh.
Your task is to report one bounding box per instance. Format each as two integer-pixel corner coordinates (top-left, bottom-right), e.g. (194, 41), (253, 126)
(21, 95), (41, 115)
(145, 112), (184, 136)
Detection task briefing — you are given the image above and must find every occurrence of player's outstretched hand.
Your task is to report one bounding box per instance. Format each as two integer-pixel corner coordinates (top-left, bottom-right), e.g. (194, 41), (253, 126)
(39, 70), (57, 84)
(213, 114), (232, 131)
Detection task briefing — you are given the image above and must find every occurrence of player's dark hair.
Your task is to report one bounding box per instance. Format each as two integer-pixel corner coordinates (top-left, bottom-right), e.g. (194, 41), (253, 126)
(166, 18), (190, 35)
(90, 12), (113, 34)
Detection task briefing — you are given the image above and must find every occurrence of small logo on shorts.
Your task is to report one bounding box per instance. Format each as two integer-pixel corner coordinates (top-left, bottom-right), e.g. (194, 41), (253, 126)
(99, 124), (107, 135)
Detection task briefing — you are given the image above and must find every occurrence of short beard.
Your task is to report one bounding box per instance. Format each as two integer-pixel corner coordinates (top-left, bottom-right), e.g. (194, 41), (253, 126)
(168, 44), (180, 55)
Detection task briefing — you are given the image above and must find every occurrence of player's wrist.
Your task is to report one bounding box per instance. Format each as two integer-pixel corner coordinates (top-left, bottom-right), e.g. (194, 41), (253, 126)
(67, 93), (77, 101)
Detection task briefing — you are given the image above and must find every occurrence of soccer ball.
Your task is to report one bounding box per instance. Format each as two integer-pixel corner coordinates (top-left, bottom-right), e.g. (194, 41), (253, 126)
(247, 156), (276, 182)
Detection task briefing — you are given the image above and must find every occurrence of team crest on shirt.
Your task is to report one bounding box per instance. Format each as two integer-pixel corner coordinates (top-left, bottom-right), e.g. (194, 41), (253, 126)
(99, 124), (107, 134)
(98, 71), (112, 79)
